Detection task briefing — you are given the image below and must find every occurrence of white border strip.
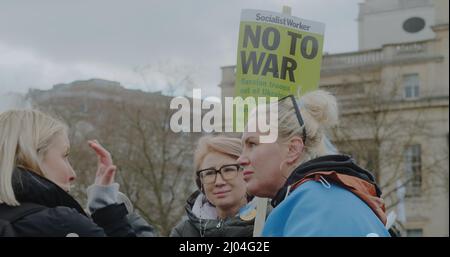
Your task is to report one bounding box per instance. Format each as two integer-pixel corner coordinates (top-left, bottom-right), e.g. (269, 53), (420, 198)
(241, 9), (325, 35)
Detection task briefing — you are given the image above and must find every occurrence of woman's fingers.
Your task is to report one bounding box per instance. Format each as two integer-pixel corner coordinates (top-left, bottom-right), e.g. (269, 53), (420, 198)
(88, 140), (113, 166)
(88, 140), (107, 157)
(88, 142), (104, 167)
(96, 163), (106, 176)
(88, 140), (116, 186)
(99, 165), (116, 186)
(88, 141), (103, 160)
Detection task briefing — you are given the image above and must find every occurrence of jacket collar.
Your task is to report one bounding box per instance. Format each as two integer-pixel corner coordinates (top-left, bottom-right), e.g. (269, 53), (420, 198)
(12, 167), (87, 216)
(183, 190), (254, 235)
(271, 155), (381, 208)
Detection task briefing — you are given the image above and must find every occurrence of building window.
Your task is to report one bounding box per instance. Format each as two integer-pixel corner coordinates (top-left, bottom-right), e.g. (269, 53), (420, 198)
(404, 144), (422, 197)
(403, 74), (420, 99)
(403, 17), (426, 33)
(406, 228), (423, 237)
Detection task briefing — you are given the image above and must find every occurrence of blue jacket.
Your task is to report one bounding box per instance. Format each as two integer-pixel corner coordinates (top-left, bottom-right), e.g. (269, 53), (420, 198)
(262, 155), (390, 237)
(262, 180), (390, 236)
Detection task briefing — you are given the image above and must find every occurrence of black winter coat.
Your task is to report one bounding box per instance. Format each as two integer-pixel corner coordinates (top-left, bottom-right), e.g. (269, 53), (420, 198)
(1, 168), (135, 237)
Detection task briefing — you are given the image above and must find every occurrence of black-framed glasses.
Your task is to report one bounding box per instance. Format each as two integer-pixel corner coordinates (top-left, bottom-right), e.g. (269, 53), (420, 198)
(278, 95), (307, 144)
(196, 164), (243, 184)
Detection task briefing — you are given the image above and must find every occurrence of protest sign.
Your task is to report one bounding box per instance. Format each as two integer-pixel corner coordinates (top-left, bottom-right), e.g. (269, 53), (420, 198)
(235, 9), (325, 99)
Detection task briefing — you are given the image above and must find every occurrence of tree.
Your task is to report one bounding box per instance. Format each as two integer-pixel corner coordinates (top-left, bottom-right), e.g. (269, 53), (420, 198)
(107, 98), (197, 236)
(326, 72), (448, 231)
(30, 79), (200, 236)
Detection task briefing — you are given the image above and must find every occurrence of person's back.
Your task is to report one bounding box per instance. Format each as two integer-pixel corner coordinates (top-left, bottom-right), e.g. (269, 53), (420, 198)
(263, 180), (390, 236)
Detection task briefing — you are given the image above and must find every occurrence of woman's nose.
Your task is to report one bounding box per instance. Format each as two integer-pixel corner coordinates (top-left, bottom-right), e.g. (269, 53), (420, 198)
(237, 155), (250, 167)
(69, 166), (77, 182)
(214, 172), (226, 185)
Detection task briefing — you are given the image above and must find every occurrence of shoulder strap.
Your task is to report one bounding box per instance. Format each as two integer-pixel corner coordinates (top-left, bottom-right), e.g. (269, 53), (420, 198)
(0, 203), (47, 223)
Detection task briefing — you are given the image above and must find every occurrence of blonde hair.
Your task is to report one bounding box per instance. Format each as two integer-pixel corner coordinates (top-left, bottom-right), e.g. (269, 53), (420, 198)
(278, 90), (338, 164)
(0, 109), (68, 206)
(193, 135), (242, 188)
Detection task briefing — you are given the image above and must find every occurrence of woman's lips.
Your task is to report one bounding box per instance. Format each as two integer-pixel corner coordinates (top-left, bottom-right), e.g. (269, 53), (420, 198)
(243, 170), (254, 181)
(213, 190), (231, 198)
(243, 170), (254, 176)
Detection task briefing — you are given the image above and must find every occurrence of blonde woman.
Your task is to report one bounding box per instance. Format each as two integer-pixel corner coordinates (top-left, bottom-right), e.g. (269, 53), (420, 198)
(238, 90), (390, 236)
(0, 109), (135, 236)
(170, 136), (254, 237)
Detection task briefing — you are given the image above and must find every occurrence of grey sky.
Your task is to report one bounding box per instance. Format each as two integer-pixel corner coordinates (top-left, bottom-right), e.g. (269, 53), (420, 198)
(0, 0), (361, 96)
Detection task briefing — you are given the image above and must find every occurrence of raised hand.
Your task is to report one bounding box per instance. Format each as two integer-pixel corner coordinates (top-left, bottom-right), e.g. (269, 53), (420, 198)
(88, 140), (117, 186)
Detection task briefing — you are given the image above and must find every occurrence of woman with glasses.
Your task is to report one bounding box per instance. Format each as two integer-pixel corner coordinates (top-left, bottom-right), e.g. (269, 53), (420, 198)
(237, 90), (390, 237)
(170, 136), (255, 237)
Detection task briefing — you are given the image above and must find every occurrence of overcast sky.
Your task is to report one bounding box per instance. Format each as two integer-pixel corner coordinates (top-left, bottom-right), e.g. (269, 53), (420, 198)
(0, 0), (361, 97)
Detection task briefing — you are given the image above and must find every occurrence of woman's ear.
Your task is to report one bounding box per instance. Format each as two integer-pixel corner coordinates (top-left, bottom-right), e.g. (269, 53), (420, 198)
(285, 136), (303, 165)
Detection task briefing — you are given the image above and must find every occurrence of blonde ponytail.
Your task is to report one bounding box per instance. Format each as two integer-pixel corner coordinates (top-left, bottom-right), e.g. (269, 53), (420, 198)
(278, 90), (339, 163)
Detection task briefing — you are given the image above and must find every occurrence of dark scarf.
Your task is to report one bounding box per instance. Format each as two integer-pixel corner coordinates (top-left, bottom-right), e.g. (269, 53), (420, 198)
(271, 155), (381, 208)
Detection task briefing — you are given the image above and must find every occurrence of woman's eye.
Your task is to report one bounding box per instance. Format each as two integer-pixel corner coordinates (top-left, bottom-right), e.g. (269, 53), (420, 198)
(248, 141), (257, 147)
(203, 170), (215, 176)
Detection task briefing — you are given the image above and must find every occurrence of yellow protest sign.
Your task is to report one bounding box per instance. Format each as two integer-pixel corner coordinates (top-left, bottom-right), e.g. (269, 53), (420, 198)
(235, 9), (325, 99)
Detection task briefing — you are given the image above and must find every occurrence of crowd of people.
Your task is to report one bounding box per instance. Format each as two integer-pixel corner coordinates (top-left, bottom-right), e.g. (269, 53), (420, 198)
(0, 90), (391, 237)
